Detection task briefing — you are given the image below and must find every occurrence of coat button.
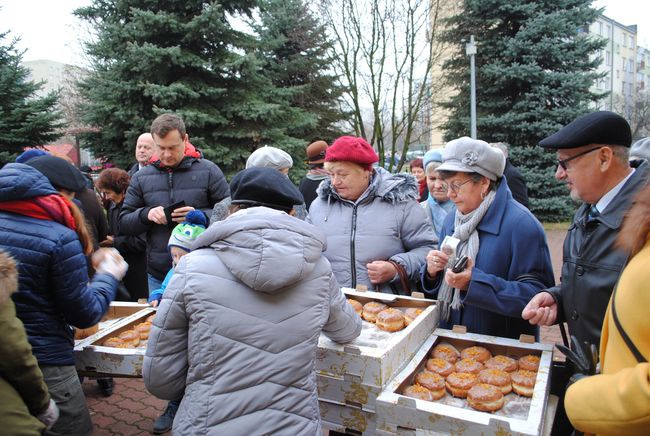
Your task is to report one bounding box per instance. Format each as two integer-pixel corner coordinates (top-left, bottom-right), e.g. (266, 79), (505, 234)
(571, 309), (579, 320)
(576, 266), (584, 276)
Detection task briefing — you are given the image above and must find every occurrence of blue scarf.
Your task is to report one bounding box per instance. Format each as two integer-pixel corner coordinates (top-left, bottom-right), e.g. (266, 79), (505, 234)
(426, 194), (454, 237)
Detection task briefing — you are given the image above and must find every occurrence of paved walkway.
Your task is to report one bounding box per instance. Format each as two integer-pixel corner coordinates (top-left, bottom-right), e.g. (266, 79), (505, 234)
(85, 229), (568, 435)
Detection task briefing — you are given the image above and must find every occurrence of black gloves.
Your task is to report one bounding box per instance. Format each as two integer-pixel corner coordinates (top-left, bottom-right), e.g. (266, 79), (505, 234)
(556, 335), (599, 389)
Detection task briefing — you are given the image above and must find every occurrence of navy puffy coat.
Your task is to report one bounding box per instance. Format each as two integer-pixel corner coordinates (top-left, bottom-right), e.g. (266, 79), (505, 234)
(421, 178), (554, 339)
(0, 164), (118, 365)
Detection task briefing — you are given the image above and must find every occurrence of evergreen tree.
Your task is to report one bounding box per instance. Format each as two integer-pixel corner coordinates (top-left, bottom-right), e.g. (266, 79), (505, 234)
(440, 0), (606, 221)
(75, 0), (298, 175)
(252, 0), (346, 180)
(0, 31), (63, 162)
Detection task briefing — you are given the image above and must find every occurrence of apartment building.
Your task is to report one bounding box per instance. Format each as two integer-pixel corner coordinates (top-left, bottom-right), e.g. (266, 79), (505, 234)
(588, 15), (646, 115)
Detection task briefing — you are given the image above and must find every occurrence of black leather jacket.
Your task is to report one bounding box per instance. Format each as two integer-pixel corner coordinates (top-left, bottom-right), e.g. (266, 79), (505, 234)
(548, 160), (648, 350)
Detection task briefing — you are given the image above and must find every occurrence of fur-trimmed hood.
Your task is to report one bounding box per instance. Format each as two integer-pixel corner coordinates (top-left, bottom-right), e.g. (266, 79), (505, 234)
(317, 166), (419, 205)
(0, 250), (18, 306)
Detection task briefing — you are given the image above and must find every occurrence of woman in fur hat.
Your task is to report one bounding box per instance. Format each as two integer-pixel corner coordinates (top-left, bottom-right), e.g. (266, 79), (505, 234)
(0, 250), (59, 434)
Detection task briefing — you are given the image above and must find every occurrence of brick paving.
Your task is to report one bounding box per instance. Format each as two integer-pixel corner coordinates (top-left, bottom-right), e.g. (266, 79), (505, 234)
(85, 228), (568, 434)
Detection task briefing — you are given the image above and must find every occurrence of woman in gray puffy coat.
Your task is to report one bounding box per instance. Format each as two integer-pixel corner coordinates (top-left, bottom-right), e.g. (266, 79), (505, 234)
(143, 167), (361, 435)
(307, 136), (436, 294)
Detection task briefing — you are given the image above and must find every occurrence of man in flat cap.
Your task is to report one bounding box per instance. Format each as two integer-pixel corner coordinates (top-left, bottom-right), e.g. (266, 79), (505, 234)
(522, 111), (648, 433)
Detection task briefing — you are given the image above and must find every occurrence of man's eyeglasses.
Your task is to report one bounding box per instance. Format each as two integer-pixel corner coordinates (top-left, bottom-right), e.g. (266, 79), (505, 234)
(447, 178), (472, 194)
(557, 146), (604, 171)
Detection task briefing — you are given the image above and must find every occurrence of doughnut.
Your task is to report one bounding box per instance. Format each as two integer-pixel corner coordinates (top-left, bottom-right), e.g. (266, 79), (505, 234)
(485, 355), (518, 372)
(518, 354), (541, 372)
(347, 299), (363, 317)
(404, 308), (423, 326)
(146, 314), (155, 324)
(454, 358), (484, 375)
(478, 368), (512, 395)
(431, 342), (460, 363)
(414, 371), (446, 400)
(135, 322), (151, 340)
(511, 370), (537, 397)
(103, 337), (126, 348)
(118, 329), (140, 347)
(425, 358), (454, 377)
(467, 383), (505, 412)
(362, 301), (388, 323)
(403, 384), (433, 401)
(461, 346), (492, 363)
(445, 372), (478, 398)
(375, 308), (406, 332)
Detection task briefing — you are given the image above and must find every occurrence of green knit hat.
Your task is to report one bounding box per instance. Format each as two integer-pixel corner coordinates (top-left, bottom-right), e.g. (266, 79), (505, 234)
(168, 210), (207, 253)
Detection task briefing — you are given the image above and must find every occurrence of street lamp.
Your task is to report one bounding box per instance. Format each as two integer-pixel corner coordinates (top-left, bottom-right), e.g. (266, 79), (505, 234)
(465, 35), (477, 139)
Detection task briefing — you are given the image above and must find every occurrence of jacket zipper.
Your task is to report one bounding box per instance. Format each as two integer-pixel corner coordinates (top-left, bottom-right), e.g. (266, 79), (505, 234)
(168, 172), (174, 199)
(350, 204), (358, 287)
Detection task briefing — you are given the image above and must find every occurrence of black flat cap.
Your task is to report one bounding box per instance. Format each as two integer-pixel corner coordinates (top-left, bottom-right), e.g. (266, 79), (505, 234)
(230, 167), (303, 212)
(539, 111), (631, 149)
(25, 155), (87, 192)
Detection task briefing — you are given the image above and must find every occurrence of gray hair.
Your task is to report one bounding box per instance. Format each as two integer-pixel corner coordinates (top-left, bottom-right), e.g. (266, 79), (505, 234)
(490, 142), (509, 159)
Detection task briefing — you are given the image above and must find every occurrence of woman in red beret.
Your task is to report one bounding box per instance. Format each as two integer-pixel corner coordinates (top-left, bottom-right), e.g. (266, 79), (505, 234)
(306, 136), (435, 294)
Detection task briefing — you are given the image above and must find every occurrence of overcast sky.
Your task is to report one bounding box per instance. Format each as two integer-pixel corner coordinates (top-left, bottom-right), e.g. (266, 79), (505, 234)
(0, 0), (648, 65)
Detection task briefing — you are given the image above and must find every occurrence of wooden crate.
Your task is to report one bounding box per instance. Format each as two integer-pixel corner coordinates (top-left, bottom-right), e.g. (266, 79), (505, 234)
(375, 328), (554, 436)
(317, 289), (439, 391)
(74, 306), (155, 377)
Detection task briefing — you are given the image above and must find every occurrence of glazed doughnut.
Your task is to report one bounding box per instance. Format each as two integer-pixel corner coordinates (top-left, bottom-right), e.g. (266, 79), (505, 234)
(415, 371), (446, 400)
(431, 342), (460, 363)
(478, 368), (512, 395)
(362, 301), (388, 323)
(518, 354), (541, 372)
(485, 355), (518, 372)
(403, 384), (434, 401)
(425, 358), (454, 377)
(103, 337), (126, 348)
(445, 372), (478, 398)
(454, 358), (484, 374)
(135, 322), (151, 340)
(146, 314), (155, 324)
(404, 308), (423, 326)
(467, 383), (505, 412)
(375, 308), (406, 332)
(118, 329), (140, 348)
(511, 370), (537, 397)
(347, 299), (363, 317)
(461, 346), (492, 363)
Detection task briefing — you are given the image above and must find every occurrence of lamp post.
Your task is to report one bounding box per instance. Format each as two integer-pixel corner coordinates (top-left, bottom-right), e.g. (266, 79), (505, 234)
(465, 35), (477, 139)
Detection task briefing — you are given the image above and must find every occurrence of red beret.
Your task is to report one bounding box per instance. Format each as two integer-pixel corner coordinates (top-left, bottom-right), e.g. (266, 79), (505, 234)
(325, 136), (379, 168)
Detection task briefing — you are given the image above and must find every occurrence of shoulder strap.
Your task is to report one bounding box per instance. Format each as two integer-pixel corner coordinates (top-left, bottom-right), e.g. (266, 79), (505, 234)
(611, 284), (647, 363)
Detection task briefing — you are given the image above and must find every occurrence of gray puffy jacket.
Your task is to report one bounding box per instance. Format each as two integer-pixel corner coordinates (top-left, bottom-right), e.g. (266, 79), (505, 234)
(143, 207), (361, 435)
(307, 168), (435, 294)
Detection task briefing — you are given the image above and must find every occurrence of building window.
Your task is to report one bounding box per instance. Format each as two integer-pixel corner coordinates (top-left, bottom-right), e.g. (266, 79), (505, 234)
(622, 33), (627, 47)
(630, 36), (635, 49)
(599, 22), (603, 35)
(606, 51), (612, 66)
(622, 57), (627, 72)
(628, 59), (634, 72)
(606, 24), (611, 37)
(622, 82), (626, 94)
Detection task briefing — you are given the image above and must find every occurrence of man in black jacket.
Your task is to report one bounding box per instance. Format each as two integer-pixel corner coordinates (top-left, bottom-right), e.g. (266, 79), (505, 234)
(128, 133), (157, 176)
(119, 114), (229, 294)
(491, 142), (529, 208)
(522, 111), (648, 434)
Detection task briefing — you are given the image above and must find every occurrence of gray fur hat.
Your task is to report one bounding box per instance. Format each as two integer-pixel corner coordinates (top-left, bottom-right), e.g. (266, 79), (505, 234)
(246, 146), (293, 171)
(438, 137), (505, 181)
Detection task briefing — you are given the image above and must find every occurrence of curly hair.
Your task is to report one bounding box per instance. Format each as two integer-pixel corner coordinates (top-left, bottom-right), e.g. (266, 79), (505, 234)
(96, 168), (131, 194)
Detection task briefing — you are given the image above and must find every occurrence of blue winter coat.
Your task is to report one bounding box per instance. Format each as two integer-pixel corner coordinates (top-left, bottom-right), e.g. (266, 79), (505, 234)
(0, 164), (118, 366)
(421, 178), (554, 339)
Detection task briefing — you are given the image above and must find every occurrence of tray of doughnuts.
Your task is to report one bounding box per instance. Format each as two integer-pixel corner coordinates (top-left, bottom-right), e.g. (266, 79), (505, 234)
(73, 306), (156, 377)
(375, 328), (554, 436)
(74, 301), (150, 340)
(317, 289), (438, 391)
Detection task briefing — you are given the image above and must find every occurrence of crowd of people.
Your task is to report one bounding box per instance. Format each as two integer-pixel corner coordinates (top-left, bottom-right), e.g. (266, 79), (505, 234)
(0, 110), (648, 435)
